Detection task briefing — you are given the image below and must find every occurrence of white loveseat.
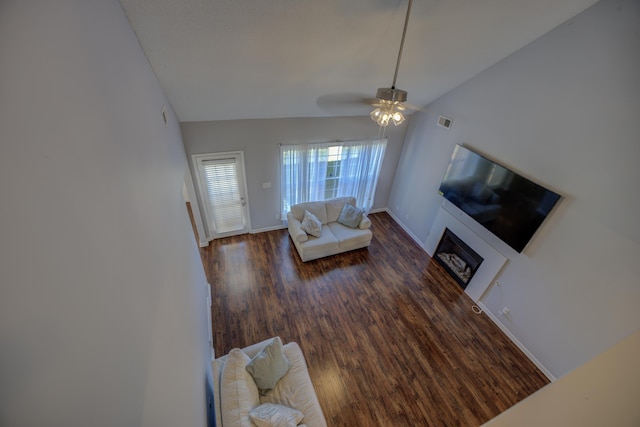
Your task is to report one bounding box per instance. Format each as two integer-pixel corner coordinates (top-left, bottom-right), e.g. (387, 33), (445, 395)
(287, 197), (373, 262)
(212, 337), (327, 427)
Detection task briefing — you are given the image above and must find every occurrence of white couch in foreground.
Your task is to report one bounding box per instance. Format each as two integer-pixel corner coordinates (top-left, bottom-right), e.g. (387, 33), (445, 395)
(212, 337), (327, 427)
(287, 197), (372, 262)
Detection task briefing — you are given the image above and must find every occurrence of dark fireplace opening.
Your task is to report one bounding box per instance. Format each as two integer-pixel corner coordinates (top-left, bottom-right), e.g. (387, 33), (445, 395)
(434, 228), (484, 289)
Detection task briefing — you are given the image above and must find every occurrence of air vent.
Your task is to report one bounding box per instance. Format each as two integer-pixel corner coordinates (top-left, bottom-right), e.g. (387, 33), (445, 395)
(438, 115), (452, 129)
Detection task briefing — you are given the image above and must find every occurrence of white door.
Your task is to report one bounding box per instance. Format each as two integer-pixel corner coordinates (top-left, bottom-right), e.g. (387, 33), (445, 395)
(193, 151), (250, 239)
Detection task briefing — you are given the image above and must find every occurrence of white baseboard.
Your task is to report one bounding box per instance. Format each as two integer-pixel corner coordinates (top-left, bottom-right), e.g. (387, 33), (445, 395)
(369, 207), (387, 214)
(381, 208), (427, 250)
(201, 225), (285, 241)
(251, 224), (287, 234)
(477, 301), (556, 382)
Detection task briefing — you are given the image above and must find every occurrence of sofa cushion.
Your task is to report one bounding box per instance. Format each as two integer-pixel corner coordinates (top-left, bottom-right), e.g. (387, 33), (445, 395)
(327, 222), (372, 249)
(291, 201), (328, 224)
(249, 403), (304, 427)
(325, 197), (356, 223)
(295, 226), (340, 261)
(337, 204), (363, 229)
(246, 337), (291, 395)
(300, 210), (322, 238)
(221, 349), (260, 427)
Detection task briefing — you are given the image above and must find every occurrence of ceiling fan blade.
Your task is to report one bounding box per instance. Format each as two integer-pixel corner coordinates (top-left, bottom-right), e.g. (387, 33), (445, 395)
(402, 102), (428, 113)
(316, 93), (378, 114)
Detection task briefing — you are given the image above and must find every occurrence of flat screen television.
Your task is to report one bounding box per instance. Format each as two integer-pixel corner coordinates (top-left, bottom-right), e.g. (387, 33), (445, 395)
(438, 145), (561, 252)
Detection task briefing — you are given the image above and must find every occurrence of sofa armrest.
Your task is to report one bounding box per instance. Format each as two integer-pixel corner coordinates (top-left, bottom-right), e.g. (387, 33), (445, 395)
(287, 212), (309, 243)
(358, 214), (372, 229)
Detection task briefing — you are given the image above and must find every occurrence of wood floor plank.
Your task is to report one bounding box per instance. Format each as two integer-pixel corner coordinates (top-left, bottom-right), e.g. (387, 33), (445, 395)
(200, 212), (549, 426)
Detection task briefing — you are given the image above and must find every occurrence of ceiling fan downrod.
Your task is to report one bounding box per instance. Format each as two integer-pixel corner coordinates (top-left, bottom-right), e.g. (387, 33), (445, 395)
(391, 0), (412, 93)
(372, 0), (412, 127)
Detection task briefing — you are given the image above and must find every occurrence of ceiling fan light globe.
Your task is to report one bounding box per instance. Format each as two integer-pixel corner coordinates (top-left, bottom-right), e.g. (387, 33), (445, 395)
(392, 111), (405, 126)
(371, 107), (392, 127)
(370, 101), (406, 127)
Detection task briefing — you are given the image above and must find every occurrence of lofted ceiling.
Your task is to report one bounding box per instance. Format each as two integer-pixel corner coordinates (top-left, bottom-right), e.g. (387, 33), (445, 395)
(120, 0), (599, 123)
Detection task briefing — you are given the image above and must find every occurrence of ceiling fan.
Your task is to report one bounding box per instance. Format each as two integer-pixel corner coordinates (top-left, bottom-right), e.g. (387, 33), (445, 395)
(316, 0), (416, 129)
(370, 0), (413, 128)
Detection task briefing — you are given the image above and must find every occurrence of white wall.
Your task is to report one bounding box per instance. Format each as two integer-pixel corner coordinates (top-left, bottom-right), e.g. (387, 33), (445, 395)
(181, 116), (408, 235)
(389, 0), (640, 378)
(482, 331), (640, 426)
(0, 1), (211, 426)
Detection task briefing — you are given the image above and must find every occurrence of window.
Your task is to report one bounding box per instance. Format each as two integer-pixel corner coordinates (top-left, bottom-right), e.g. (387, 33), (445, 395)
(325, 146), (343, 200)
(280, 138), (387, 217)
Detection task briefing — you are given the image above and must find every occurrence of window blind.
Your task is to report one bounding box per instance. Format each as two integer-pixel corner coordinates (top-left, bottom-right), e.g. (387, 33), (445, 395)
(201, 158), (244, 233)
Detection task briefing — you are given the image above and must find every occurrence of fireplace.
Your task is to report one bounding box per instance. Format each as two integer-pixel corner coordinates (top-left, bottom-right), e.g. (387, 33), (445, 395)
(434, 228), (484, 289)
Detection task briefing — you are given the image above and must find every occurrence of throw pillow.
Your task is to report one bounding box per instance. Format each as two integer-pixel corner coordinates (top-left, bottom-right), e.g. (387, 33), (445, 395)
(220, 349), (260, 427)
(300, 210), (322, 237)
(245, 337), (291, 395)
(249, 403), (304, 427)
(337, 204), (363, 229)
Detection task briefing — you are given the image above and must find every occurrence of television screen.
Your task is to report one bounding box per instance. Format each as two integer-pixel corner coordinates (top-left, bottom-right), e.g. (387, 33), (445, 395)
(438, 145), (561, 252)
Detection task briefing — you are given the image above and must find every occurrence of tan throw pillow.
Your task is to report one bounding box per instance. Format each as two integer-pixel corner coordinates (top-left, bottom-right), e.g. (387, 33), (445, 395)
(249, 403), (304, 427)
(300, 210), (322, 237)
(245, 337), (291, 395)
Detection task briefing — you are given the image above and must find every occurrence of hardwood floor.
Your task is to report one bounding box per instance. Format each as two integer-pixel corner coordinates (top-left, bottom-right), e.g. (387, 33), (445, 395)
(200, 212), (549, 426)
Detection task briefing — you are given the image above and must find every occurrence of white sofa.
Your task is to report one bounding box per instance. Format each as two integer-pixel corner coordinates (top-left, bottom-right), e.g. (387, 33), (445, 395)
(212, 337), (327, 427)
(287, 197), (372, 262)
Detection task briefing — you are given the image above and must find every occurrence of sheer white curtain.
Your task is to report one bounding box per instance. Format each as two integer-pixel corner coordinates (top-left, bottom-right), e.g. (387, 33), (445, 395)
(280, 138), (387, 217)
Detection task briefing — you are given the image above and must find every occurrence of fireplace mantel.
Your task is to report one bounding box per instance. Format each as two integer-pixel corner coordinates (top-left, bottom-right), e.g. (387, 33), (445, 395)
(424, 203), (508, 302)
